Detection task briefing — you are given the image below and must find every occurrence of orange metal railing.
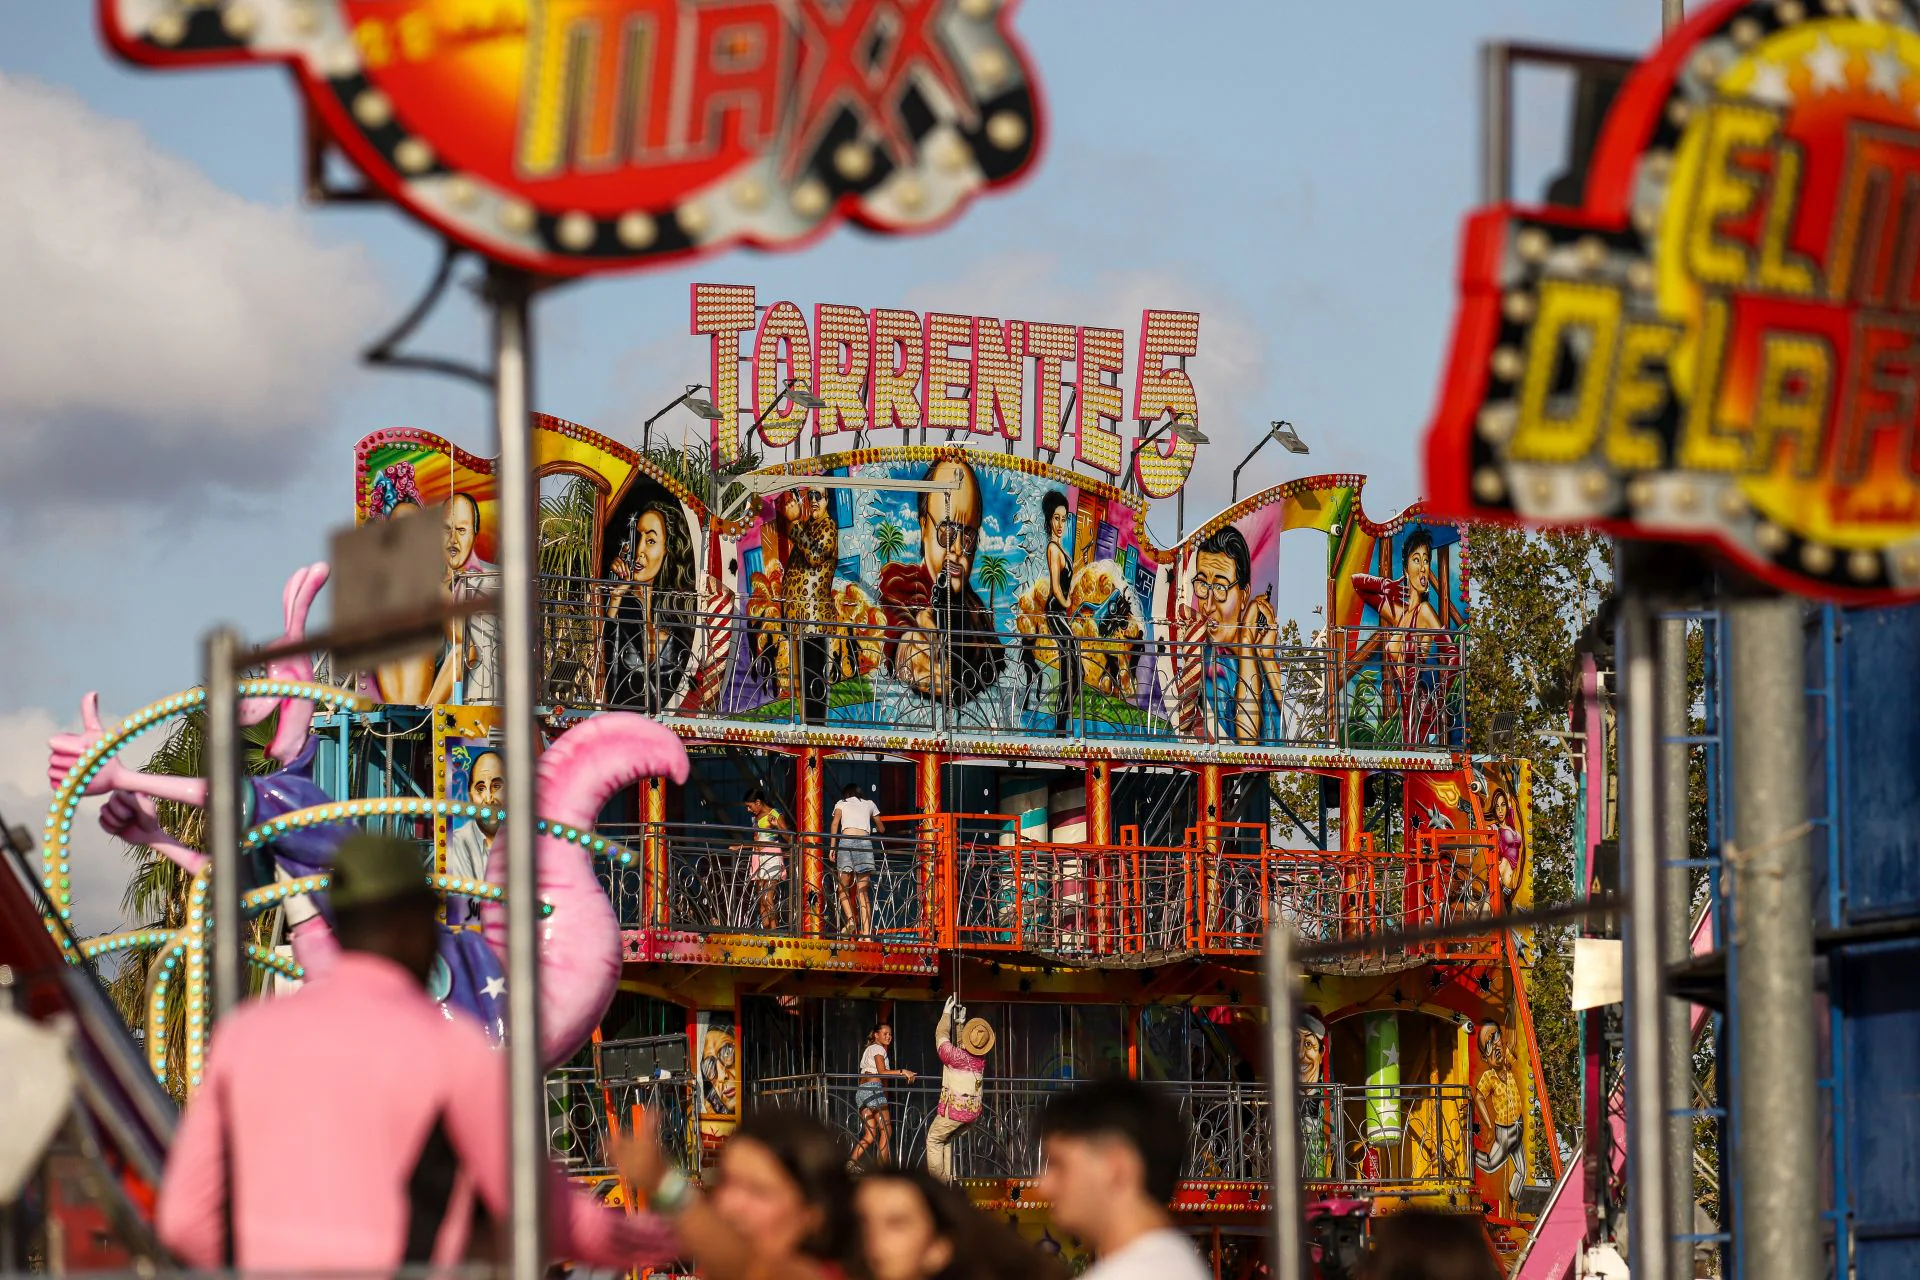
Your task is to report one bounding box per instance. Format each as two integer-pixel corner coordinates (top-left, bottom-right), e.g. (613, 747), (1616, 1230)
(603, 815), (1511, 965)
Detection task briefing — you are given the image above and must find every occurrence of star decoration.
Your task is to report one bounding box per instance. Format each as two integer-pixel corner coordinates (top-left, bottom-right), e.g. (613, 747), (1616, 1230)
(1747, 59), (1793, 106)
(1868, 47), (1908, 99)
(1806, 37), (1850, 93)
(481, 976), (506, 999)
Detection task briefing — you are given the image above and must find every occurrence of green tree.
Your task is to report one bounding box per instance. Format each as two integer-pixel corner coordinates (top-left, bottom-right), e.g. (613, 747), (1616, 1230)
(873, 519), (906, 565)
(1462, 523), (1611, 1170)
(976, 553), (1015, 613)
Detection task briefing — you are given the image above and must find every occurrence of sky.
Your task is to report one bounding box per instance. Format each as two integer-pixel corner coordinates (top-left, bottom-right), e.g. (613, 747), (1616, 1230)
(0, 1), (1669, 930)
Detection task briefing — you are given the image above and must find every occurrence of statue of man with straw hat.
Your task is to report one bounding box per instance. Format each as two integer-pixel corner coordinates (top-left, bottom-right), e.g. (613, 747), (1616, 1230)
(924, 994), (996, 1182)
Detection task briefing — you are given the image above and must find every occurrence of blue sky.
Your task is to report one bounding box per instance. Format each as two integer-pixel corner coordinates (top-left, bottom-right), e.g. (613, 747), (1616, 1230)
(0, 1), (1666, 925)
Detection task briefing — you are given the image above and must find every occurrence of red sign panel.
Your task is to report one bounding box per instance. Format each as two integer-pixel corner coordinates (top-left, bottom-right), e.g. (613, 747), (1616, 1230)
(1423, 0), (1920, 601)
(101, 0), (1043, 278)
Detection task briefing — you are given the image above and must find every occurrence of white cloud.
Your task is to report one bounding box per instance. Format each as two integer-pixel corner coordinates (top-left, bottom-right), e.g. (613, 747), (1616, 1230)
(0, 706), (141, 938)
(0, 73), (383, 521)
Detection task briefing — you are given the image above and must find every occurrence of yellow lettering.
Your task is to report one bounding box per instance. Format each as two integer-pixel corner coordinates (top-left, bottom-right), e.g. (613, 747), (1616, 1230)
(1508, 280), (1620, 464)
(1747, 332), (1833, 477)
(1604, 320), (1680, 470)
(397, 10), (435, 62)
(1675, 296), (1746, 471)
(1684, 103), (1780, 288)
(352, 18), (391, 70)
(1756, 144), (1818, 296)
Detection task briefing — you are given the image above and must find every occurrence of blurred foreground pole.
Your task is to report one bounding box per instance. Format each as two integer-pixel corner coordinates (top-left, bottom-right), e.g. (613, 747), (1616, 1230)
(492, 265), (547, 1280)
(1619, 594), (1671, 1280)
(1657, 617), (1695, 1280)
(205, 627), (244, 1024)
(1266, 926), (1303, 1280)
(1726, 597), (1817, 1280)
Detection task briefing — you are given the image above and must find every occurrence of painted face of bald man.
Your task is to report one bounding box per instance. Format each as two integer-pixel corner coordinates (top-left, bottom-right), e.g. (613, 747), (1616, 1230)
(920, 460), (982, 593)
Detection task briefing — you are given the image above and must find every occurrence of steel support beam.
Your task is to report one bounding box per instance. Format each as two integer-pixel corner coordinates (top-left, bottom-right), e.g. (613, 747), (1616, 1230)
(1726, 596), (1817, 1280)
(492, 266), (547, 1280)
(1658, 616), (1695, 1279)
(1619, 594), (1671, 1280)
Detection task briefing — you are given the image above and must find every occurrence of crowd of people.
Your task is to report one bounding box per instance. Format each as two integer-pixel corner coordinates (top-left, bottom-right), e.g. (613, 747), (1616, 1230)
(153, 834), (1499, 1280)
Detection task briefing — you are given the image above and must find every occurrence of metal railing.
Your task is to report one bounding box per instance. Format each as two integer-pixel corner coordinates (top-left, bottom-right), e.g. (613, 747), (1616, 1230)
(538, 574), (1465, 750)
(596, 818), (1507, 966)
(747, 1073), (1473, 1191)
(545, 1068), (695, 1176)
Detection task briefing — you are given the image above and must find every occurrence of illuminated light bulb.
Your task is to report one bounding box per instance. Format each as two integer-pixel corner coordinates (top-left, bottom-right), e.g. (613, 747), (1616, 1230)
(499, 200), (536, 234)
(1755, 522), (1789, 553)
(149, 10), (187, 45)
(731, 179), (767, 211)
(353, 89), (394, 129)
(972, 47), (1010, 88)
(1800, 542), (1835, 574)
(616, 211), (657, 248)
(556, 211), (596, 250)
(984, 111), (1028, 153)
(834, 141), (875, 181)
(678, 201), (711, 236)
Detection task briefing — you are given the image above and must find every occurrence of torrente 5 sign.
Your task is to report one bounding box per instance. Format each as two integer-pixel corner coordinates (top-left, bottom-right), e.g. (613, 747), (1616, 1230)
(100, 0), (1043, 277)
(1424, 0), (1920, 601)
(691, 283), (1206, 497)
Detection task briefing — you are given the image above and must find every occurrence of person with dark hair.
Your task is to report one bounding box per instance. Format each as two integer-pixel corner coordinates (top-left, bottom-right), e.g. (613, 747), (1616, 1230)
(1350, 526), (1459, 745)
(1188, 524), (1281, 744)
(848, 1023), (917, 1169)
(1357, 1209), (1500, 1280)
(601, 487), (697, 713)
(1038, 490), (1080, 735)
(831, 781), (885, 938)
(877, 456), (1006, 708)
(856, 1167), (1067, 1280)
(731, 789), (790, 931)
(1034, 1079), (1207, 1280)
(444, 747), (504, 925)
(158, 834), (675, 1272)
(614, 1109), (866, 1280)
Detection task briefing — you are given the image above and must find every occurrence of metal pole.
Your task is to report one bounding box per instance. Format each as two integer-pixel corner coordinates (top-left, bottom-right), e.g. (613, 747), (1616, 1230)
(1481, 43), (1511, 205)
(1664, 0), (1684, 34)
(1657, 616), (1695, 1280)
(1725, 596), (1817, 1280)
(205, 626), (245, 1021)
(492, 264), (547, 1280)
(1265, 926), (1303, 1280)
(1618, 593), (1670, 1280)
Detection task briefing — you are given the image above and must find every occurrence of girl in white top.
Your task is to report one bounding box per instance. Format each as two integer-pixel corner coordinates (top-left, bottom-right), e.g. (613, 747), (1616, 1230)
(847, 1024), (915, 1170)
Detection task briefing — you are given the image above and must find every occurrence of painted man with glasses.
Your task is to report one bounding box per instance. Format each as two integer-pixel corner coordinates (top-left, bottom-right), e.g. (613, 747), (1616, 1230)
(878, 455), (1006, 706)
(1187, 524), (1283, 744)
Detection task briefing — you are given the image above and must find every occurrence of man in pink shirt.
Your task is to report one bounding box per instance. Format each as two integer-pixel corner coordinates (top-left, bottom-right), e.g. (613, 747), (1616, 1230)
(923, 995), (994, 1182)
(156, 834), (678, 1272)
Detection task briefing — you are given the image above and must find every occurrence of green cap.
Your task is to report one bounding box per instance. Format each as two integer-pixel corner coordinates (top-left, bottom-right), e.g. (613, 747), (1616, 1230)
(329, 833), (433, 912)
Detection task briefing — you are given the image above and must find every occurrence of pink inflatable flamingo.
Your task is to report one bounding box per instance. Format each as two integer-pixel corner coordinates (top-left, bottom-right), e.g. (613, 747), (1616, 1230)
(479, 712), (688, 1067)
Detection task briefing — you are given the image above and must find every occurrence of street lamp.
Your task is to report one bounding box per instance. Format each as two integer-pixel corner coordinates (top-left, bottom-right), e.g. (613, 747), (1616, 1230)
(641, 383), (711, 452)
(1232, 420), (1309, 503)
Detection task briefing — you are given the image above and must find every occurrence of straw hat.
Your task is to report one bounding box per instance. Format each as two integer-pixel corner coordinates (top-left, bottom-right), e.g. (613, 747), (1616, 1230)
(959, 1017), (996, 1056)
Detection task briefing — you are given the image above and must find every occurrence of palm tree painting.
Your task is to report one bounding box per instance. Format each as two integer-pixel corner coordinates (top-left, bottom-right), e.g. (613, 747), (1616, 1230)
(873, 519), (906, 565)
(976, 553), (1015, 615)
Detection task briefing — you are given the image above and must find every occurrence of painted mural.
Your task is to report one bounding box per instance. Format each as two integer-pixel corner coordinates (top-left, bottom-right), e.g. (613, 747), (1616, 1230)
(354, 423), (1471, 753)
(1330, 509), (1469, 750)
(357, 430), (502, 706)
